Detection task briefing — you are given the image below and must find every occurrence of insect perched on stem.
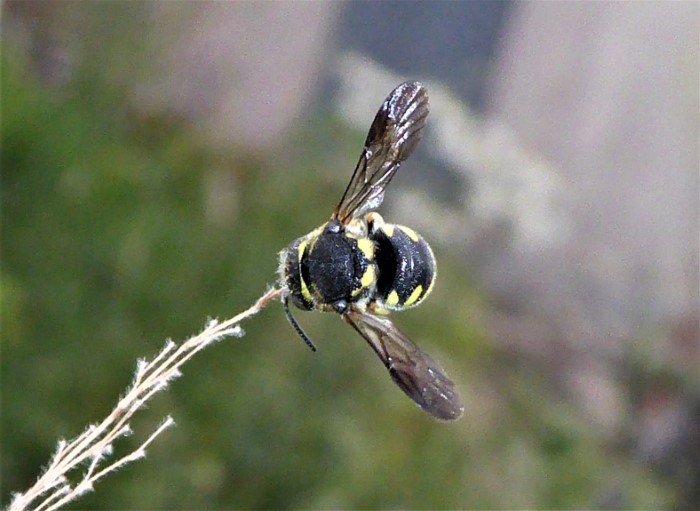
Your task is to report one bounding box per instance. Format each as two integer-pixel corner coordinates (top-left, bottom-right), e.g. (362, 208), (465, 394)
(278, 82), (463, 421)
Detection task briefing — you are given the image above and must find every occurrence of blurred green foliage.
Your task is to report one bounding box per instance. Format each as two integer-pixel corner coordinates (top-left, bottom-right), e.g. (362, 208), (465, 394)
(2, 37), (675, 510)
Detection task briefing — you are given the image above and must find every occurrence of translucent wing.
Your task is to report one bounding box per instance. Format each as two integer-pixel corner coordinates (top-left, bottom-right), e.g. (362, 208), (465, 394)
(344, 309), (463, 421)
(333, 82), (429, 223)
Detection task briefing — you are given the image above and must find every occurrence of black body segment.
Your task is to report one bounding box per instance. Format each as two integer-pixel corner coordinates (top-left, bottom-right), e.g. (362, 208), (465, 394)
(372, 224), (436, 311)
(302, 227), (370, 306)
(283, 221), (374, 312)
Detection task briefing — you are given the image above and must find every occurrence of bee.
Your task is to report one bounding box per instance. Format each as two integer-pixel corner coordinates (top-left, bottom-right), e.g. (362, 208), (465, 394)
(278, 81), (463, 421)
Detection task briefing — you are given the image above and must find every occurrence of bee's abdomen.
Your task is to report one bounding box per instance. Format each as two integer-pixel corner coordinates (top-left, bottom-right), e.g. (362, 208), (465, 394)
(373, 224), (436, 311)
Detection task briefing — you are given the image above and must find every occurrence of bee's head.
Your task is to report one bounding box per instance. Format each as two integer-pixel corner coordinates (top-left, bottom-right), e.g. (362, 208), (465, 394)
(278, 225), (325, 312)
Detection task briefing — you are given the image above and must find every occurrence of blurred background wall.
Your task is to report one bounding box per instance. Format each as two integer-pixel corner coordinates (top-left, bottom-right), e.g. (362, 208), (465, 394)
(3, 1), (698, 509)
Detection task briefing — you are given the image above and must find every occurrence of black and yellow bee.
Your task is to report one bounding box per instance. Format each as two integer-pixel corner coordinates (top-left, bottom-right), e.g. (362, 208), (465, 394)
(279, 82), (463, 421)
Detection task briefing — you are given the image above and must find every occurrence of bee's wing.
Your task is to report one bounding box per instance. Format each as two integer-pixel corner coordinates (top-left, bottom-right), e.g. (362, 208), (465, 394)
(344, 309), (463, 421)
(333, 82), (429, 224)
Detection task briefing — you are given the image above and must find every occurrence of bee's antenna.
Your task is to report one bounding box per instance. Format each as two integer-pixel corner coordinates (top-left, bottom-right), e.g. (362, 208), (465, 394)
(283, 294), (317, 352)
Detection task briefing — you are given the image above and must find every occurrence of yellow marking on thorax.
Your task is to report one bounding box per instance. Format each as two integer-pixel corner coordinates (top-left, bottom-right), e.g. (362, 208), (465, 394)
(357, 238), (374, 259)
(360, 264), (375, 288)
(352, 265), (376, 297)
